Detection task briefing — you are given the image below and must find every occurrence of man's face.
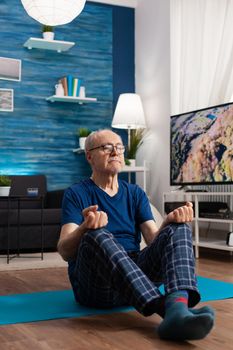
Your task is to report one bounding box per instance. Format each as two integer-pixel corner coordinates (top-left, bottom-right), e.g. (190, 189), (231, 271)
(86, 131), (125, 175)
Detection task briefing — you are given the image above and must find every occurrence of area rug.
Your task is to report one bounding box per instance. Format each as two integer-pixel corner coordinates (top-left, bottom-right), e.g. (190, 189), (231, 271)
(0, 276), (232, 326)
(0, 252), (67, 271)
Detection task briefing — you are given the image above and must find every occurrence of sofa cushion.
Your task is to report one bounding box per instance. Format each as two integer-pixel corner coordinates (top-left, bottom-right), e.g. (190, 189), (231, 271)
(45, 189), (64, 209)
(0, 198), (43, 210)
(0, 208), (61, 226)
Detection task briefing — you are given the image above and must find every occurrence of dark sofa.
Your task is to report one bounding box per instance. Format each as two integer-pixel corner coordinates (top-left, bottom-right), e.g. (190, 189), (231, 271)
(0, 175), (64, 253)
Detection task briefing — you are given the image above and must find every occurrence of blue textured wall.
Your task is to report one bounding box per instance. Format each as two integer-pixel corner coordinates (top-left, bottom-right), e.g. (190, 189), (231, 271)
(0, 0), (134, 190)
(113, 5), (135, 109)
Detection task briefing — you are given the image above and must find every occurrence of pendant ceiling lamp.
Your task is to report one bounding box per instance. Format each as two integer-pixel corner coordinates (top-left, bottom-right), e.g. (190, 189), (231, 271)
(21, 0), (86, 26)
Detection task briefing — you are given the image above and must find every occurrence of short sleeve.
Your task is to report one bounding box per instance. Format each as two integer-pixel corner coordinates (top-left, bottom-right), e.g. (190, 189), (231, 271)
(134, 186), (154, 224)
(61, 187), (84, 225)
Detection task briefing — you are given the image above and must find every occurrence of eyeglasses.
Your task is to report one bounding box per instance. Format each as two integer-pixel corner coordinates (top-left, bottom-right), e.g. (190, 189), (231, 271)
(88, 143), (125, 154)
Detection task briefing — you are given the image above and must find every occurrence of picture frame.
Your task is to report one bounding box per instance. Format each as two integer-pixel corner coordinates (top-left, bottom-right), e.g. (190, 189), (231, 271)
(0, 89), (14, 112)
(0, 57), (21, 82)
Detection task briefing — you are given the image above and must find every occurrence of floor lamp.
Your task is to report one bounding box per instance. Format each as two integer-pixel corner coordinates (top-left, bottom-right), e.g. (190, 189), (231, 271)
(111, 93), (146, 150)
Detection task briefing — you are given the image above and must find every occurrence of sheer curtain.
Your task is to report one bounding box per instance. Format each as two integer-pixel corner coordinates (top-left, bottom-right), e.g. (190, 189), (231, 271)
(171, 0), (233, 194)
(171, 0), (233, 115)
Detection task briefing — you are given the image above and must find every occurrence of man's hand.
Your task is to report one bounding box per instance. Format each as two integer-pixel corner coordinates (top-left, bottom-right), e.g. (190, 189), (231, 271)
(166, 202), (193, 224)
(58, 205), (108, 261)
(82, 205), (108, 229)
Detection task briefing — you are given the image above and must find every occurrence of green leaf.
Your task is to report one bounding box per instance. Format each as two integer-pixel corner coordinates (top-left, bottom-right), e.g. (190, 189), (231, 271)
(127, 129), (145, 159)
(0, 175), (11, 186)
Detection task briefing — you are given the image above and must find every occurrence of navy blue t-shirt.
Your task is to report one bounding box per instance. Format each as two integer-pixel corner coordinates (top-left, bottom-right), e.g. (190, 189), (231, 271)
(62, 178), (154, 252)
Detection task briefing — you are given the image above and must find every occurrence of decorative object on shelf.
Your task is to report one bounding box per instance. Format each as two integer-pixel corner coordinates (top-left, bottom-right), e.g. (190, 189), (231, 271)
(73, 78), (82, 97)
(0, 89), (14, 112)
(62, 75), (82, 97)
(126, 128), (145, 166)
(60, 77), (68, 96)
(126, 159), (135, 167)
(55, 75), (82, 96)
(47, 76), (91, 101)
(0, 175), (12, 196)
(42, 25), (54, 40)
(124, 158), (131, 166)
(26, 187), (39, 197)
(77, 127), (91, 150)
(21, 0), (87, 26)
(112, 93), (146, 163)
(226, 231), (233, 246)
(79, 86), (85, 98)
(67, 75), (73, 96)
(55, 82), (64, 97)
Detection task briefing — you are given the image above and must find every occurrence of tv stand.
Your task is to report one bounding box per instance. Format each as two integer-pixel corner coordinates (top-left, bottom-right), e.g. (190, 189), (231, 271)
(163, 191), (233, 258)
(172, 186), (208, 192)
(172, 185), (192, 192)
(185, 189), (208, 192)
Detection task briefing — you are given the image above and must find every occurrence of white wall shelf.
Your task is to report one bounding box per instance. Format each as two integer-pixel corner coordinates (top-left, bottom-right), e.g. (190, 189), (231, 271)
(163, 191), (233, 258)
(122, 162), (149, 192)
(193, 238), (233, 252)
(23, 38), (75, 53)
(73, 148), (85, 154)
(46, 96), (97, 104)
(122, 165), (146, 172)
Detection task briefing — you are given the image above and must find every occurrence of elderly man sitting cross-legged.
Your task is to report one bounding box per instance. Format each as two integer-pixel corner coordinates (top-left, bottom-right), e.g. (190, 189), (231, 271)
(57, 129), (215, 341)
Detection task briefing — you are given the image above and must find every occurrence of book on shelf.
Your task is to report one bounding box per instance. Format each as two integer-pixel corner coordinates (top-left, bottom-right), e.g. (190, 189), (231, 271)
(67, 75), (73, 96)
(72, 78), (78, 97)
(77, 79), (82, 96)
(72, 78), (82, 97)
(60, 77), (68, 96)
(58, 75), (83, 98)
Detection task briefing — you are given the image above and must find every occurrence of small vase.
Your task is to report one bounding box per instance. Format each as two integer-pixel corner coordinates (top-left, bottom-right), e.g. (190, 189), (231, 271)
(128, 159), (136, 167)
(79, 86), (86, 98)
(43, 32), (55, 41)
(0, 186), (11, 196)
(79, 137), (87, 150)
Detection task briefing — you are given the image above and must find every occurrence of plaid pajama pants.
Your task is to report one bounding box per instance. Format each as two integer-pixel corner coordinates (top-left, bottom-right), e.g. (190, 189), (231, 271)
(68, 223), (200, 316)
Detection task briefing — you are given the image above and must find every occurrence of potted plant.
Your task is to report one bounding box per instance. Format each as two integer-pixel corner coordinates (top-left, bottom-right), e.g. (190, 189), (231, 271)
(77, 128), (91, 150)
(125, 129), (145, 166)
(0, 175), (12, 196)
(42, 25), (55, 40)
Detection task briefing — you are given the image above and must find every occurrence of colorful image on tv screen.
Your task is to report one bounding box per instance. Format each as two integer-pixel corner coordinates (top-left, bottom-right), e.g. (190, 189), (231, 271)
(170, 103), (233, 184)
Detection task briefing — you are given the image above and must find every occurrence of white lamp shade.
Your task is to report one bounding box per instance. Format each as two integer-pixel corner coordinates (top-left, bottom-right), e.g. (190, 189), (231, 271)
(21, 0), (86, 26)
(112, 93), (146, 129)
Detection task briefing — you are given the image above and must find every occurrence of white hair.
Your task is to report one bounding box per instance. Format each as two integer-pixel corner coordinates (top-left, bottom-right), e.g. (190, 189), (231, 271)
(84, 129), (122, 153)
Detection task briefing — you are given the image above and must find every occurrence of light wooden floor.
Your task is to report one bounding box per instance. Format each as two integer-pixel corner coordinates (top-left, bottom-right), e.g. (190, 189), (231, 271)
(0, 250), (232, 350)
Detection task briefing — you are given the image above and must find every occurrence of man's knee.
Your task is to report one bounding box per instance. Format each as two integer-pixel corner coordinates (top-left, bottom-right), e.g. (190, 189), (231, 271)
(82, 228), (114, 244)
(161, 223), (193, 241)
(77, 228), (114, 267)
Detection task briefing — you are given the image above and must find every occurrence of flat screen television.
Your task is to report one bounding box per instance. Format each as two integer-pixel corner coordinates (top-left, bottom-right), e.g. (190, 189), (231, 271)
(170, 102), (233, 186)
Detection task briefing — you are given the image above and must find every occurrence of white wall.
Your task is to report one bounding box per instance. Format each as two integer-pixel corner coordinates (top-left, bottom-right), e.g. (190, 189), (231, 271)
(135, 0), (170, 213)
(90, 0), (137, 7)
(91, 0), (171, 214)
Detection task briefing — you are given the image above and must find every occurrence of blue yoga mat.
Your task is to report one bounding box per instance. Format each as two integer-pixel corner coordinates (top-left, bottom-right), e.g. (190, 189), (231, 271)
(0, 276), (232, 326)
